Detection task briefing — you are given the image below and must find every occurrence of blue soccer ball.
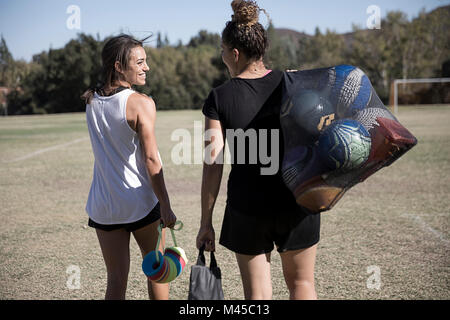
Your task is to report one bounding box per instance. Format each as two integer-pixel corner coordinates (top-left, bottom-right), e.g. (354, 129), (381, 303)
(317, 119), (371, 172)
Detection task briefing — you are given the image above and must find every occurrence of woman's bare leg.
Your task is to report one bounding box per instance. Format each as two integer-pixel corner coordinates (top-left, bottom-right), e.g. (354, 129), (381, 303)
(280, 244), (318, 300)
(133, 220), (169, 300)
(235, 252), (272, 300)
(96, 228), (131, 300)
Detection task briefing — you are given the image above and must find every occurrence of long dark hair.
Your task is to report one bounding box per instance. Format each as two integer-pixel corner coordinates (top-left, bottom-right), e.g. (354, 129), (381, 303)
(81, 34), (150, 103)
(222, 0), (269, 61)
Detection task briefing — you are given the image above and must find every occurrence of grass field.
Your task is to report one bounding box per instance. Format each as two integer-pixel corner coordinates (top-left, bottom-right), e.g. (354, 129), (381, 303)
(0, 106), (449, 300)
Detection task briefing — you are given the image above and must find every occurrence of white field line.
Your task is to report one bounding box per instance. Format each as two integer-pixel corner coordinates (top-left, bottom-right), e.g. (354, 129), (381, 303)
(3, 137), (89, 163)
(402, 213), (450, 246)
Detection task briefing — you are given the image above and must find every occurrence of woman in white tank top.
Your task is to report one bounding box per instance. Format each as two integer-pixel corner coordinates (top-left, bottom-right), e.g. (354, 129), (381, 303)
(82, 34), (176, 300)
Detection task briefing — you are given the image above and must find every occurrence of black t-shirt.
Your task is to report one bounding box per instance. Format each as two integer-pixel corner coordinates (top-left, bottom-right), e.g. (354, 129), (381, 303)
(202, 70), (305, 216)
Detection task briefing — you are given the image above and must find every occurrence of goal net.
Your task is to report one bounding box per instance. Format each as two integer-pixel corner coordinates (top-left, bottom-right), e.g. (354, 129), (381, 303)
(389, 78), (450, 114)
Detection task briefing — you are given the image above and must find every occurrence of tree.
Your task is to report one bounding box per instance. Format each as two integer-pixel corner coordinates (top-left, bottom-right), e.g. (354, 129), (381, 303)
(0, 35), (14, 86)
(4, 5), (449, 114)
(297, 28), (346, 70)
(7, 33), (103, 114)
(265, 23), (293, 70)
(188, 30), (221, 48)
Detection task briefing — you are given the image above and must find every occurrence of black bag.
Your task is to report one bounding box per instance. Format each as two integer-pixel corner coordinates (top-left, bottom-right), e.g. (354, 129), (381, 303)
(188, 247), (224, 300)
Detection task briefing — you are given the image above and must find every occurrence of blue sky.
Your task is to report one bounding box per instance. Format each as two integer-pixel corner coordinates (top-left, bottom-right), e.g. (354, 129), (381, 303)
(0, 0), (448, 61)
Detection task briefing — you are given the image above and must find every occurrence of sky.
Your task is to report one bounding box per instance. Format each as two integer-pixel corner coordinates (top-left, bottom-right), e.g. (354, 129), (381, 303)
(0, 0), (449, 61)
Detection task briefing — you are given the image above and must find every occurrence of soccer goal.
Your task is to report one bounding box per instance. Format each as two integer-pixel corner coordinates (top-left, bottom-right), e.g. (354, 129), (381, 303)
(390, 78), (450, 115)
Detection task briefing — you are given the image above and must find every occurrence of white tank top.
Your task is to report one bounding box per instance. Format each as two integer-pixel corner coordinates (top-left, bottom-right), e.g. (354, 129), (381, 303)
(85, 89), (159, 224)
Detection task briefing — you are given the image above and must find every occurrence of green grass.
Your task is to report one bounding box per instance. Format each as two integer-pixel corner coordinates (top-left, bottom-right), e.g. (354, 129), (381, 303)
(0, 106), (449, 299)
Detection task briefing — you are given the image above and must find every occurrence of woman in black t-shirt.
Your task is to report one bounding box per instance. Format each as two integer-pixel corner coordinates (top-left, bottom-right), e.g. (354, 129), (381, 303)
(196, 0), (320, 300)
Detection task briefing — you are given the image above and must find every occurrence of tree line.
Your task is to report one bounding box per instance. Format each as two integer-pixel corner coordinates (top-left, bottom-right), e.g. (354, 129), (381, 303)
(1, 5), (449, 115)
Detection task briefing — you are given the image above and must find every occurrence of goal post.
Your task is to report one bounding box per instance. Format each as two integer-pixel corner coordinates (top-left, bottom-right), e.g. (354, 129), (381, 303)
(390, 78), (450, 115)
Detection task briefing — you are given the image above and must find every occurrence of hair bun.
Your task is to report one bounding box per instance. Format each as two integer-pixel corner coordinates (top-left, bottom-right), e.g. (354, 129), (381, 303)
(231, 0), (260, 27)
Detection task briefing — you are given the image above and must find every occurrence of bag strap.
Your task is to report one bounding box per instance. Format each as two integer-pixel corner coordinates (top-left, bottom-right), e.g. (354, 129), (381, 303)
(197, 245), (218, 269)
(196, 246), (206, 266)
(155, 221), (183, 264)
(168, 220), (183, 246)
(210, 251), (218, 269)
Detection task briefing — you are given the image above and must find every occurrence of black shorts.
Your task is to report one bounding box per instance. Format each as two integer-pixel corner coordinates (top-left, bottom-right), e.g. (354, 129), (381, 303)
(219, 204), (320, 255)
(88, 203), (161, 232)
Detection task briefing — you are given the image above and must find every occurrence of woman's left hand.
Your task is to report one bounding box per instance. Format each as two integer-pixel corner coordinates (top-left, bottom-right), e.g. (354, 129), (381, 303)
(196, 224), (215, 252)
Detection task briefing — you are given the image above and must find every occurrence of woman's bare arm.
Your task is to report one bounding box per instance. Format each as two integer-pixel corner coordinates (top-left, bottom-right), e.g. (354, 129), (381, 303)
(128, 93), (176, 228)
(196, 117), (225, 251)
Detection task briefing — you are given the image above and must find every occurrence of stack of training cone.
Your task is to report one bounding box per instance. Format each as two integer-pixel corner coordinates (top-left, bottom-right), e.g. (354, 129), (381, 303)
(142, 221), (188, 283)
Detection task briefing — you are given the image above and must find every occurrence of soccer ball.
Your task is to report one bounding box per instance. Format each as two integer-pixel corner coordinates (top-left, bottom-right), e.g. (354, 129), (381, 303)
(288, 89), (334, 139)
(317, 119), (371, 172)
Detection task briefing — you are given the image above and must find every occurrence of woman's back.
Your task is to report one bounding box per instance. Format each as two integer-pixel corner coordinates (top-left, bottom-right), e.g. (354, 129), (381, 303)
(203, 70), (303, 215)
(85, 89), (158, 224)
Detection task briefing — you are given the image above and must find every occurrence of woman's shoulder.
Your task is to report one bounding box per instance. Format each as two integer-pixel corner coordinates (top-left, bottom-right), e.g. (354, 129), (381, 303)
(128, 92), (155, 105)
(203, 80), (234, 106)
(207, 69), (284, 100)
(231, 69), (284, 85)
(127, 92), (156, 117)
(212, 78), (233, 93)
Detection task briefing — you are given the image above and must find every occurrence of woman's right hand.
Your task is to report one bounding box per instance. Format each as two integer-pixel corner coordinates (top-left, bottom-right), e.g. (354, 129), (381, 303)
(196, 224), (215, 252)
(160, 204), (177, 229)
